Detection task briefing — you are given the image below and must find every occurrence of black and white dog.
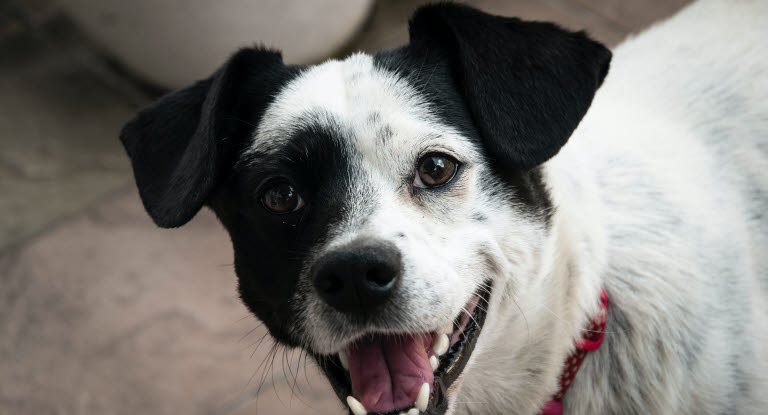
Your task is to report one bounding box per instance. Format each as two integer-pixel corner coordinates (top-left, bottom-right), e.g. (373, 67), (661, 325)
(119, 1), (768, 414)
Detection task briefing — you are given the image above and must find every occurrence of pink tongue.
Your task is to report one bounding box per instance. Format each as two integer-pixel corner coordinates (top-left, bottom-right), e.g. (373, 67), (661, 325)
(347, 333), (434, 413)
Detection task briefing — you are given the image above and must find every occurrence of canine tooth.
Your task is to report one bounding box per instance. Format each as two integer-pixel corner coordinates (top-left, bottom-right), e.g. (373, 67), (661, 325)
(346, 396), (367, 415)
(415, 382), (430, 412)
(440, 323), (453, 335)
(339, 350), (349, 370)
(433, 333), (450, 356)
(408, 409), (420, 415)
(429, 355), (439, 371)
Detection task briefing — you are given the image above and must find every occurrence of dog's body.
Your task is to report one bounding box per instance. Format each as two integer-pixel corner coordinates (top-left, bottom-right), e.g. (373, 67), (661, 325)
(468, 1), (768, 414)
(119, 1), (768, 414)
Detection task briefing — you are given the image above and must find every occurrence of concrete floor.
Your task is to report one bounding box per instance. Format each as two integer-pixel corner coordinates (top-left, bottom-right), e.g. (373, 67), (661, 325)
(0, 1), (690, 414)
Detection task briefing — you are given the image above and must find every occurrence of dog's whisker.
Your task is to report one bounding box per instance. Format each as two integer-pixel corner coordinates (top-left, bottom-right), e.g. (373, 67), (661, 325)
(284, 348), (305, 406)
(237, 322), (266, 343)
(263, 344), (288, 408)
(243, 341), (277, 397)
(470, 300), (489, 313)
(302, 350), (313, 389)
(232, 314), (253, 325)
(245, 331), (272, 355)
(241, 338), (262, 354)
(291, 349), (306, 399)
(461, 306), (481, 329)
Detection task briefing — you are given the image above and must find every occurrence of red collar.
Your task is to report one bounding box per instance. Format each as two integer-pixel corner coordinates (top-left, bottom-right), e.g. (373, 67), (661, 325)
(540, 289), (609, 415)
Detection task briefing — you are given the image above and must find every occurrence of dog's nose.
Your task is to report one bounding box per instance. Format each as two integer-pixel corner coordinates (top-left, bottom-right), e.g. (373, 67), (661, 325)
(313, 239), (402, 314)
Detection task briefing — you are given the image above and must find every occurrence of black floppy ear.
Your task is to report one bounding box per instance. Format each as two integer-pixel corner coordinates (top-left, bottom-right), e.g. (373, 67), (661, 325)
(408, 4), (611, 169)
(120, 48), (286, 228)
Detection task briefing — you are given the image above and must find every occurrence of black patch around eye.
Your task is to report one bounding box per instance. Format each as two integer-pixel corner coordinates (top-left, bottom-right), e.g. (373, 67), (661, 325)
(210, 118), (380, 346)
(261, 180), (299, 214)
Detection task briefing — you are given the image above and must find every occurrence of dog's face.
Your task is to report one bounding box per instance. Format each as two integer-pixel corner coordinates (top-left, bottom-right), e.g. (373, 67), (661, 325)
(120, 4), (609, 414)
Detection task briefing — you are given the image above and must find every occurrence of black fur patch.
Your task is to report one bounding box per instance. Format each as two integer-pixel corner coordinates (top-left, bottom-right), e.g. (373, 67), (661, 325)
(212, 118), (378, 345)
(374, 4), (610, 224)
(407, 3), (611, 170)
(120, 47), (302, 228)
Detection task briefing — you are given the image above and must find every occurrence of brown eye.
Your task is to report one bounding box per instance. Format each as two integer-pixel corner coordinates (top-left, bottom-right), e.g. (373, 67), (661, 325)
(415, 153), (458, 188)
(261, 181), (304, 214)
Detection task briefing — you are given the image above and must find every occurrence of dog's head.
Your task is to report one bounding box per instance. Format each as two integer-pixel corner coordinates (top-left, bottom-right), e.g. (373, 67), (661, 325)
(120, 4), (609, 414)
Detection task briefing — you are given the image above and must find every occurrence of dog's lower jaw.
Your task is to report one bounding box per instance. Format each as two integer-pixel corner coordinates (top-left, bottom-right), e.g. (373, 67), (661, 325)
(315, 284), (493, 415)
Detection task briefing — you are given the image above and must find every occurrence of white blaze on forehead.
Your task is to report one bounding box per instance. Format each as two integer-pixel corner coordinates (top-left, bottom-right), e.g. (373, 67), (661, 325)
(249, 53), (460, 156)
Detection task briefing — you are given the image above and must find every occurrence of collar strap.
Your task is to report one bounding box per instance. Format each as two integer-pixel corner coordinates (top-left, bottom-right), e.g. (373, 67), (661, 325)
(540, 289), (609, 415)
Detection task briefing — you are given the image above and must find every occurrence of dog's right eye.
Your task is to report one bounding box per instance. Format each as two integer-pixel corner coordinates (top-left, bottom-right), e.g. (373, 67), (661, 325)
(414, 153), (459, 188)
(260, 180), (305, 214)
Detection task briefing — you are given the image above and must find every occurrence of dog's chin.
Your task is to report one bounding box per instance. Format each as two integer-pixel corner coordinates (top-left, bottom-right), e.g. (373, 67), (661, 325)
(312, 281), (492, 415)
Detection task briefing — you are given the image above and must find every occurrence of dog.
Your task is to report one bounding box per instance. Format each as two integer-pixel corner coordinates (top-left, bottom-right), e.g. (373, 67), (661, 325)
(119, 1), (768, 414)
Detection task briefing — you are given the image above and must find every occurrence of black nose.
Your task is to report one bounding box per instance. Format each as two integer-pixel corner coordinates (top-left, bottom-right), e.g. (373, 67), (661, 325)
(313, 239), (402, 315)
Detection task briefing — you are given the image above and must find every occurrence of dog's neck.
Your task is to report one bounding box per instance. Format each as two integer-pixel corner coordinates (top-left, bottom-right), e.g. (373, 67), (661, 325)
(455, 138), (609, 415)
(545, 130), (610, 335)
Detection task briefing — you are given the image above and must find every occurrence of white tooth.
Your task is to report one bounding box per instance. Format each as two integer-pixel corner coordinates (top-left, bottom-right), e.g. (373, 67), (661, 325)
(408, 409), (420, 415)
(433, 333), (450, 356)
(429, 355), (439, 371)
(415, 382), (430, 412)
(440, 323), (453, 335)
(346, 396), (367, 415)
(339, 350), (349, 370)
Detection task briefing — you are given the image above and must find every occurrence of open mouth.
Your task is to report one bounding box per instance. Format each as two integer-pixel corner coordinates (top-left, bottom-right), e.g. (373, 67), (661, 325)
(315, 282), (492, 415)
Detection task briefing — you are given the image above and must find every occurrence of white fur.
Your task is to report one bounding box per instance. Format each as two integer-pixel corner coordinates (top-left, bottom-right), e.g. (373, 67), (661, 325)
(461, 1), (768, 414)
(250, 0), (768, 413)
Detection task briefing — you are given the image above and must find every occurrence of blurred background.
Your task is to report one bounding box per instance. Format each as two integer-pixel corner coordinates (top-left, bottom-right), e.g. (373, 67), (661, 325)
(0, 0), (690, 414)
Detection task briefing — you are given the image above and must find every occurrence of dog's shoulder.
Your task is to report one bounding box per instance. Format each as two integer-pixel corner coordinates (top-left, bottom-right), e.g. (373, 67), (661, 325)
(548, 1), (768, 413)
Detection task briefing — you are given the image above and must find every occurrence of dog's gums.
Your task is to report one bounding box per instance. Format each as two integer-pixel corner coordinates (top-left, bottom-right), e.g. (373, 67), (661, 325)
(324, 285), (491, 415)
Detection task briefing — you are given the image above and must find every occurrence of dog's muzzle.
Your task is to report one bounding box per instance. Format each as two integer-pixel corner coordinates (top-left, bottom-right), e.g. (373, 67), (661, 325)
(309, 239), (492, 415)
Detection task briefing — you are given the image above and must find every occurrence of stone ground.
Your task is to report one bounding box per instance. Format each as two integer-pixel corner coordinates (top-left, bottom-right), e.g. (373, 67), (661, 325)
(0, 1), (690, 414)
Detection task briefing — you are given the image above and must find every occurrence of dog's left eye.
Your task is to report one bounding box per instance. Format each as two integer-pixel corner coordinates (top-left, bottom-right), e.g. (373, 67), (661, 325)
(260, 180), (305, 214)
(414, 153), (459, 188)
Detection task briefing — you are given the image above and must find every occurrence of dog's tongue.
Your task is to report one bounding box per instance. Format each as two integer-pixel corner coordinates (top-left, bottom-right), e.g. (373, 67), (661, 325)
(347, 333), (434, 413)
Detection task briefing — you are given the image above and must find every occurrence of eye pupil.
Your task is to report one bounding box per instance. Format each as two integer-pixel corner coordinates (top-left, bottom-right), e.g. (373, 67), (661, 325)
(418, 154), (457, 187)
(262, 182), (299, 213)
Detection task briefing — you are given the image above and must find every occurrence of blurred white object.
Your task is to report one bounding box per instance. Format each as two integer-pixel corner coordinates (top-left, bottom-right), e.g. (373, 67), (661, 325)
(62, 0), (374, 89)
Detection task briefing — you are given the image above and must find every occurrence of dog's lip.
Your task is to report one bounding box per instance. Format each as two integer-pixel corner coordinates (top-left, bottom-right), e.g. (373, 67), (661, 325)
(313, 281), (492, 415)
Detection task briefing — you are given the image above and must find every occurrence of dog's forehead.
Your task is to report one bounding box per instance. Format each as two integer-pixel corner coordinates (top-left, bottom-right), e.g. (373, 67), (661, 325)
(249, 54), (475, 161)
